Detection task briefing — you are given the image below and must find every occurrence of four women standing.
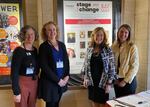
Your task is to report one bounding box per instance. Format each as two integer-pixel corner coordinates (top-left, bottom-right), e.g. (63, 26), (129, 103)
(11, 22), (139, 107)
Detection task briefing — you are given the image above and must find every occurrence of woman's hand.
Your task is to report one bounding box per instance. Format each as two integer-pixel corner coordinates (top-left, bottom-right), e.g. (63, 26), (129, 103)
(14, 94), (21, 103)
(63, 76), (69, 85)
(105, 85), (111, 93)
(58, 79), (66, 87)
(115, 80), (126, 87)
(83, 79), (89, 88)
(118, 80), (126, 87)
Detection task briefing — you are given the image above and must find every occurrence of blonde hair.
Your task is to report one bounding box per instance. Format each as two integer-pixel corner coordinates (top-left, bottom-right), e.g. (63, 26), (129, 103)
(41, 21), (60, 41)
(117, 24), (132, 43)
(90, 27), (109, 47)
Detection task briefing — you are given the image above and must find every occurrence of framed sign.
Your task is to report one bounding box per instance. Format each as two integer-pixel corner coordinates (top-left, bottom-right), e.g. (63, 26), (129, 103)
(64, 0), (113, 75)
(58, 0), (121, 87)
(0, 0), (23, 87)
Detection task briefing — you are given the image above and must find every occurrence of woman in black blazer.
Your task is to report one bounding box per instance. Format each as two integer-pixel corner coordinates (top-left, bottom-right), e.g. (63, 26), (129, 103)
(38, 21), (70, 107)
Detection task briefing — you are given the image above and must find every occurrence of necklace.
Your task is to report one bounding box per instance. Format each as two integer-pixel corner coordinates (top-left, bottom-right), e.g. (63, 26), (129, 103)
(48, 40), (59, 51)
(93, 47), (100, 57)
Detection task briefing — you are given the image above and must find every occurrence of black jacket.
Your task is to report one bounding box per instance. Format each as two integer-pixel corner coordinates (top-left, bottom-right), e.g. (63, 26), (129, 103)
(38, 41), (70, 102)
(11, 46), (39, 95)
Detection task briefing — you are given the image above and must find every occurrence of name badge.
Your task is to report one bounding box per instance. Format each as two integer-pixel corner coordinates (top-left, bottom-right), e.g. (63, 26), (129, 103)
(26, 52), (31, 56)
(26, 67), (34, 74)
(56, 60), (63, 68)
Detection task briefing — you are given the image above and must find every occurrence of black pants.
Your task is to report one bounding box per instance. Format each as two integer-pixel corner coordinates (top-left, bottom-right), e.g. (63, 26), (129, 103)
(46, 102), (59, 107)
(114, 77), (137, 98)
(46, 92), (62, 107)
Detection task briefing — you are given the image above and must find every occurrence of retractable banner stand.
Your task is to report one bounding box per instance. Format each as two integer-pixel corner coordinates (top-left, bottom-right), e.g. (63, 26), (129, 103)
(0, 0), (23, 86)
(58, 0), (121, 86)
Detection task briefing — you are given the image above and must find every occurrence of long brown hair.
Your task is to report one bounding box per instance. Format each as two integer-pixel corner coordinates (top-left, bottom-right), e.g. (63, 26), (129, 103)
(117, 24), (132, 42)
(90, 27), (109, 48)
(41, 21), (60, 41)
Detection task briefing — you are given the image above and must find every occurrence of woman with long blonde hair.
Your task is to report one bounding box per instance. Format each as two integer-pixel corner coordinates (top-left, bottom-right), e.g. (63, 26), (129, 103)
(112, 24), (139, 98)
(81, 27), (116, 107)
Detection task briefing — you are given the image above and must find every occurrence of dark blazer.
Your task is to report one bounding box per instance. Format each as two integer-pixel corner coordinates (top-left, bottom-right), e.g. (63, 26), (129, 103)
(38, 41), (70, 102)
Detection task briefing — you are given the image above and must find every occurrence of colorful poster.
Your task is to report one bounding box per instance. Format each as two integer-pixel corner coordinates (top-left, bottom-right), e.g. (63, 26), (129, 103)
(0, 3), (21, 76)
(64, 1), (112, 74)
